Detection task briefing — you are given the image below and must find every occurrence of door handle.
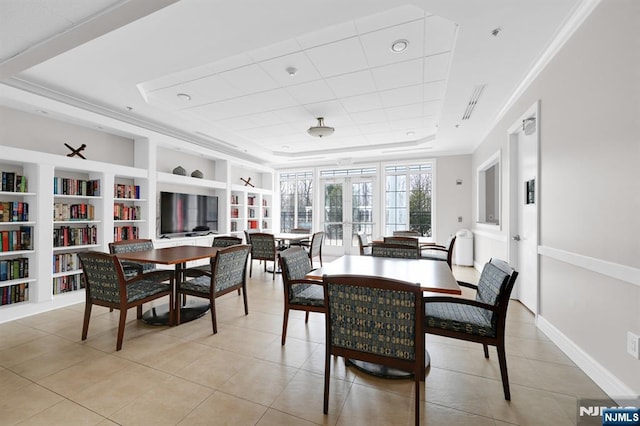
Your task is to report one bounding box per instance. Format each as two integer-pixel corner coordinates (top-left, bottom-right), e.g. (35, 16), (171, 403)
(512, 234), (521, 241)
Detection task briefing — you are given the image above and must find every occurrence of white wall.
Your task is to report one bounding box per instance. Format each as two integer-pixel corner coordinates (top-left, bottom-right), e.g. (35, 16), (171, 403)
(0, 106), (134, 166)
(435, 155), (472, 243)
(471, 0), (640, 396)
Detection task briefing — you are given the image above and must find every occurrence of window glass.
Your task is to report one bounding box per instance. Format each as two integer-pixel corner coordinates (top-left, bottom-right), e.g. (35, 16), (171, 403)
(385, 163), (432, 236)
(279, 171), (313, 232)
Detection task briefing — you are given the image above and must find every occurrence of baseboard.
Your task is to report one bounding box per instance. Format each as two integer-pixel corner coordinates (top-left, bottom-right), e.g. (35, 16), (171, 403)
(537, 315), (637, 403)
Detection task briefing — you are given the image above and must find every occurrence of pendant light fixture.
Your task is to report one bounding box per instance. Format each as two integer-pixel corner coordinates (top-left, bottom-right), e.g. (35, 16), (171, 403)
(307, 117), (335, 138)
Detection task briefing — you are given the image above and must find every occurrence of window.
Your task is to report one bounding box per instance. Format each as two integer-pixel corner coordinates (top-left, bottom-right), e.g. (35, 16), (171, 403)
(477, 150), (500, 226)
(385, 163), (433, 236)
(280, 171), (313, 232)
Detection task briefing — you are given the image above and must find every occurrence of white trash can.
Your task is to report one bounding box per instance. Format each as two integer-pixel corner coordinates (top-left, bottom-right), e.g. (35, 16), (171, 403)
(454, 229), (473, 266)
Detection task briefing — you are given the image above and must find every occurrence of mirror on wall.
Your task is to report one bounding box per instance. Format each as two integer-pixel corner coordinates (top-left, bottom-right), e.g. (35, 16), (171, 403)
(477, 150), (501, 226)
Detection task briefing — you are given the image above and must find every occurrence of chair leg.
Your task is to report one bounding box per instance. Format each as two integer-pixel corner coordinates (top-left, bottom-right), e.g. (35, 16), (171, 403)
(414, 373), (420, 426)
(116, 308), (127, 351)
(305, 311), (310, 323)
(281, 309), (289, 345)
(242, 285), (248, 315)
(81, 302), (92, 340)
(210, 298), (217, 334)
(249, 259), (253, 277)
(323, 347), (331, 414)
(136, 305), (142, 319)
(497, 343), (511, 400)
(483, 343), (489, 358)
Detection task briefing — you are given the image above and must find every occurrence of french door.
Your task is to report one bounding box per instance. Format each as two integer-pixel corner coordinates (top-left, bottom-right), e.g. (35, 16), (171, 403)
(321, 177), (374, 256)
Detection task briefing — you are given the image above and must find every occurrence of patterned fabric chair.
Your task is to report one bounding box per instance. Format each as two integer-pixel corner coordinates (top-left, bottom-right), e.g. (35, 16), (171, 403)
(322, 274), (423, 426)
(305, 231), (324, 267)
(184, 236), (243, 277)
(355, 233), (372, 256)
(424, 258), (518, 400)
(371, 243), (419, 259)
(108, 239), (172, 280)
(384, 236), (420, 247)
(78, 251), (173, 351)
(176, 245), (251, 332)
(248, 233), (279, 280)
(421, 235), (457, 268)
(393, 230), (420, 236)
(288, 227), (311, 247)
(279, 247), (325, 345)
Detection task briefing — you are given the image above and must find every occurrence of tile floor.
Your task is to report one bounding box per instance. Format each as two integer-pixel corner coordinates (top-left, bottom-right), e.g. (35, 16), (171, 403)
(0, 264), (609, 425)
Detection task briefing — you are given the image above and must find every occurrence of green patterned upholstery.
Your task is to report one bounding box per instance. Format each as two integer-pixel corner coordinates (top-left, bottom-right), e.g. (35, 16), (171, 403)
(371, 243), (419, 259)
(108, 239), (171, 279)
(383, 236), (419, 247)
(425, 303), (494, 337)
(212, 236), (242, 247)
(249, 233), (276, 259)
(326, 282), (417, 360)
(79, 253), (121, 303)
(178, 245), (251, 333)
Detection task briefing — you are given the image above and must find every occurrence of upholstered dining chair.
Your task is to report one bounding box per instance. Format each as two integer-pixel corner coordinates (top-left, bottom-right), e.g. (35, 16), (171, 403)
(176, 244), (251, 331)
(421, 235), (457, 268)
(322, 274), (423, 426)
(288, 227), (311, 247)
(78, 251), (174, 351)
(108, 239), (173, 280)
(393, 230), (421, 236)
(279, 247), (325, 345)
(248, 233), (279, 280)
(424, 258), (518, 400)
(371, 242), (420, 259)
(184, 236), (243, 288)
(355, 232), (372, 256)
(305, 231), (324, 267)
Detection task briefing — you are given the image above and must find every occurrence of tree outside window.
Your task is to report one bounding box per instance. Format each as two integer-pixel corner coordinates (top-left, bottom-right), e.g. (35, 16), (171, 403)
(385, 164), (432, 236)
(280, 171), (313, 232)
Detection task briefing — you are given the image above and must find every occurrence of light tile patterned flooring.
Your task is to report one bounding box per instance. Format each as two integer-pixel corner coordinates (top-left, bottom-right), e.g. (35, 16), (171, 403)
(0, 264), (609, 425)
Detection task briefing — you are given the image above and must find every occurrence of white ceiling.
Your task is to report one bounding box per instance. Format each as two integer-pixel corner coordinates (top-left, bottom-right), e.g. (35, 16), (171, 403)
(0, 0), (582, 168)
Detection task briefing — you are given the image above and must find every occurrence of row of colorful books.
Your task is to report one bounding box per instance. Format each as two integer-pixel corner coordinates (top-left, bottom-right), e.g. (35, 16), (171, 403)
(113, 226), (139, 242)
(113, 204), (139, 220)
(0, 227), (33, 252)
(114, 184), (141, 199)
(52, 274), (84, 294)
(53, 203), (95, 221)
(1, 172), (28, 192)
(0, 282), (28, 306)
(0, 257), (29, 281)
(53, 177), (100, 196)
(53, 225), (97, 247)
(53, 252), (80, 274)
(0, 201), (29, 222)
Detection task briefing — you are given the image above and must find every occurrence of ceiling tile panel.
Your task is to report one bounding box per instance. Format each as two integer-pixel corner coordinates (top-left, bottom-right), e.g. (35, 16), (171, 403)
(424, 15), (458, 56)
(247, 38), (302, 62)
(271, 106), (314, 123)
(379, 84), (424, 108)
(244, 88), (299, 111)
(384, 103), (423, 121)
(303, 100), (349, 120)
(350, 109), (387, 125)
(424, 52), (451, 82)
(242, 111), (284, 127)
(259, 51), (321, 86)
(370, 58), (424, 91)
(286, 80), (336, 105)
(340, 93), (383, 113)
(423, 81), (445, 102)
(325, 70), (377, 98)
(305, 37), (369, 77)
(219, 64), (279, 95)
(423, 100), (441, 116)
(152, 74), (241, 107)
(209, 52), (254, 74)
(359, 20), (424, 68)
(296, 20), (358, 49)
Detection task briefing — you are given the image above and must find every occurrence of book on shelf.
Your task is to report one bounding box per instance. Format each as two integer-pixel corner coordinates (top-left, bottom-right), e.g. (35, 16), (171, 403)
(53, 177), (100, 196)
(53, 203), (94, 221)
(0, 258), (29, 281)
(113, 225), (139, 241)
(113, 203), (139, 220)
(0, 227), (33, 252)
(1, 282), (29, 306)
(0, 201), (29, 222)
(114, 183), (141, 199)
(53, 225), (97, 247)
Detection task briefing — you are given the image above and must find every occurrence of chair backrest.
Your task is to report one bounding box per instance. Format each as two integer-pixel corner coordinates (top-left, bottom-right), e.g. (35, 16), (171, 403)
(309, 231), (324, 257)
(371, 243), (419, 259)
(211, 245), (251, 293)
(212, 236), (242, 247)
(445, 235), (457, 267)
(108, 239), (155, 272)
(248, 233), (276, 259)
(290, 228), (311, 234)
(475, 258), (519, 327)
(78, 251), (124, 304)
(280, 247), (312, 282)
(355, 233), (367, 255)
(393, 230), (420, 236)
(323, 274), (422, 362)
(384, 236), (419, 247)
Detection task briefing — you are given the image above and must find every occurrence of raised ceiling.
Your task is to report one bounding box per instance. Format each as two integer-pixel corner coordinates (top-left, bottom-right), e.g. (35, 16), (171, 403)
(0, 0), (582, 167)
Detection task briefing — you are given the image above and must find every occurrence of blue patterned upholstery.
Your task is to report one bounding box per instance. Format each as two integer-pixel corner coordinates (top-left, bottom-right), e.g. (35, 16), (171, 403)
(212, 236), (242, 247)
(326, 282), (418, 360)
(280, 247), (324, 307)
(371, 243), (419, 259)
(108, 239), (171, 279)
(249, 233), (276, 259)
(425, 303), (494, 337)
(383, 236), (419, 247)
(79, 254), (121, 303)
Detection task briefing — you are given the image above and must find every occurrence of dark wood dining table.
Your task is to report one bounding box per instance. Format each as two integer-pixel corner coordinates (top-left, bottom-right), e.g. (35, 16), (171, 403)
(306, 255), (461, 378)
(115, 245), (223, 325)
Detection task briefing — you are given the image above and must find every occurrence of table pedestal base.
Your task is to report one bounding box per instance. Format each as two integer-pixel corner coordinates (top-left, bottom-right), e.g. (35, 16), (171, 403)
(347, 351), (431, 379)
(142, 301), (209, 326)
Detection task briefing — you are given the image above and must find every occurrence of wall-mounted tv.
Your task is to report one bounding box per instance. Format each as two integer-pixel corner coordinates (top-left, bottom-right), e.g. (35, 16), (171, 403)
(160, 191), (218, 236)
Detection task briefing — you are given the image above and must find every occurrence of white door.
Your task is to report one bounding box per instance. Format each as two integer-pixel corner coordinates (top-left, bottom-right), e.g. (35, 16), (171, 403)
(509, 102), (539, 314)
(321, 177), (374, 256)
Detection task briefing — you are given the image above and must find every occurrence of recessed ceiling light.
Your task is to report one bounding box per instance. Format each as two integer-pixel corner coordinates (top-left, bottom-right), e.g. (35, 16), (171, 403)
(285, 66), (298, 76)
(406, 131), (415, 137)
(282, 145), (290, 150)
(177, 93), (191, 101)
(391, 39), (409, 53)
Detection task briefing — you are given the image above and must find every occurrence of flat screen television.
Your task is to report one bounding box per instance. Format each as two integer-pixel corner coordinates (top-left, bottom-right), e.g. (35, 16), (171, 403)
(160, 191), (218, 236)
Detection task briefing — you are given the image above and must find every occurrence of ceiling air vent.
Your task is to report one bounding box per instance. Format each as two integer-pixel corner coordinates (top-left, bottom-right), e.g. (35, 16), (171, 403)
(461, 84), (486, 120)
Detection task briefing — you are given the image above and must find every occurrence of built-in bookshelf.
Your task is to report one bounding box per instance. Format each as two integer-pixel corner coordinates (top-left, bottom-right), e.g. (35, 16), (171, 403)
(230, 190), (245, 234)
(0, 163), (36, 308)
(247, 192), (258, 231)
(52, 172), (101, 295)
(113, 178), (145, 241)
(261, 194), (272, 232)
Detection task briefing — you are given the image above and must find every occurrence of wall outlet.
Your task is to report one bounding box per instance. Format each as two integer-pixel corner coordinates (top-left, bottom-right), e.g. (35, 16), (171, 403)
(627, 332), (640, 359)
(458, 216), (463, 222)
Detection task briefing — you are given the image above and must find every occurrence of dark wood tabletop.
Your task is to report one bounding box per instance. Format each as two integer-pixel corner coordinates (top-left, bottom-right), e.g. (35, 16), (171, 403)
(114, 245), (223, 265)
(306, 255), (461, 294)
